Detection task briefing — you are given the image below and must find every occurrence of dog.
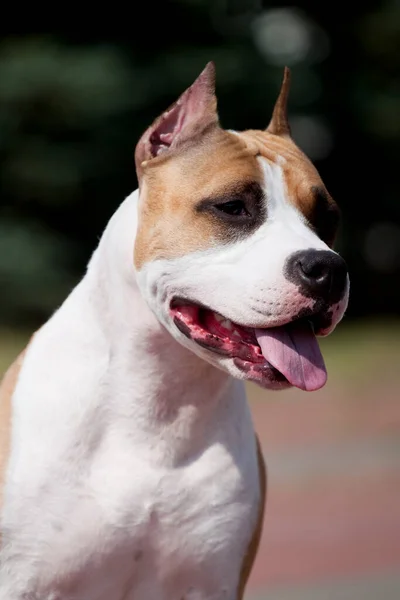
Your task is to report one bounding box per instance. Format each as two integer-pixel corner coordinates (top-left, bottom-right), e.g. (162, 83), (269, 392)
(0, 63), (349, 599)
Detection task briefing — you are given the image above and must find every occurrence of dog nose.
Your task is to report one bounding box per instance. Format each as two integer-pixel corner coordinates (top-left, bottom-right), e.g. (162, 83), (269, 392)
(286, 249), (348, 302)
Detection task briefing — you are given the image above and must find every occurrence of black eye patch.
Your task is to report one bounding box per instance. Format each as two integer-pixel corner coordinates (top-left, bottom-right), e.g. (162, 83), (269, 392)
(195, 181), (266, 240)
(308, 186), (341, 247)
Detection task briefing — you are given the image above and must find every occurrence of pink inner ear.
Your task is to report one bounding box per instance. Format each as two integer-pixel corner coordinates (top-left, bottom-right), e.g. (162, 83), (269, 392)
(149, 102), (187, 157)
(135, 62), (217, 171)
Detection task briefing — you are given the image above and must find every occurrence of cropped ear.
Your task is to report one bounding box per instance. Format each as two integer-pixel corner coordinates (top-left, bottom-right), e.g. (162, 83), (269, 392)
(266, 67), (291, 137)
(135, 61), (218, 179)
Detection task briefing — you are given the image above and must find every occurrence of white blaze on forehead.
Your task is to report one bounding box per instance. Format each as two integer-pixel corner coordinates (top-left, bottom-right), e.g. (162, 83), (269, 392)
(257, 156), (329, 251)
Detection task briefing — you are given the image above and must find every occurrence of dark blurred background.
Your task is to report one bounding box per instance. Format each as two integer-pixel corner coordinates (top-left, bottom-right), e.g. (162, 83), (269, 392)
(1, 2), (400, 599)
(0, 1), (399, 326)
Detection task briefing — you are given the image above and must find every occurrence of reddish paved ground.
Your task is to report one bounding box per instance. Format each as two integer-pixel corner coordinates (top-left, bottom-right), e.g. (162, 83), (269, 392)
(245, 348), (400, 599)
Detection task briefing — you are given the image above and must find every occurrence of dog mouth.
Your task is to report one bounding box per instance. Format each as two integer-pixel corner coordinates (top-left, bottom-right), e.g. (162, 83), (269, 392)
(170, 301), (327, 391)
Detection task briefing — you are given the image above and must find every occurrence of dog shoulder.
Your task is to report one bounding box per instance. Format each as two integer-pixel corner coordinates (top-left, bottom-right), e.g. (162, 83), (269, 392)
(237, 434), (267, 598)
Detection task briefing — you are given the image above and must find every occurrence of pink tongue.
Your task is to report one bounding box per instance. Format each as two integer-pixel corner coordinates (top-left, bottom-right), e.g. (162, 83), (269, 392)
(255, 321), (327, 391)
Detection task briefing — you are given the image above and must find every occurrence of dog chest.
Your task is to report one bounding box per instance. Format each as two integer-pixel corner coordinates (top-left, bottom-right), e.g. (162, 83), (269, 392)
(0, 434), (259, 600)
(91, 439), (257, 579)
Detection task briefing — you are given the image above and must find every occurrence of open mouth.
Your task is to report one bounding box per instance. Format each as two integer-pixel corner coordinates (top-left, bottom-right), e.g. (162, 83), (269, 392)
(170, 301), (327, 392)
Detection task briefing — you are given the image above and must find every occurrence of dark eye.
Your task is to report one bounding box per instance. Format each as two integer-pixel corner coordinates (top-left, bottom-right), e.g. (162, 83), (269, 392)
(214, 200), (249, 217)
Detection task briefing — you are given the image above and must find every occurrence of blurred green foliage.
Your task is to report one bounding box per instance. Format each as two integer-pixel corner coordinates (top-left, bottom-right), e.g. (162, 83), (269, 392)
(0, 0), (399, 326)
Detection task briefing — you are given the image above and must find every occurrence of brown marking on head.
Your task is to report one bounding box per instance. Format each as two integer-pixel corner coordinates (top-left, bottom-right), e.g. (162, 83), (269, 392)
(239, 129), (340, 247)
(237, 434), (267, 599)
(134, 62), (268, 270)
(133, 64), (340, 271)
(134, 126), (264, 270)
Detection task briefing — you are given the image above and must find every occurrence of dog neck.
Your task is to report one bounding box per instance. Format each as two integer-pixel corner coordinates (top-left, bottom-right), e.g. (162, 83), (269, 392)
(82, 190), (236, 465)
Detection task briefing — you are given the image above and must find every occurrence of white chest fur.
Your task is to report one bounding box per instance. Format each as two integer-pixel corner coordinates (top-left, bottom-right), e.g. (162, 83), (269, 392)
(2, 409), (258, 600)
(1, 365), (258, 600)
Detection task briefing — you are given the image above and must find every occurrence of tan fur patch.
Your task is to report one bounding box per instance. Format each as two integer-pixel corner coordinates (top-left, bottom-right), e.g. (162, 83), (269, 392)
(239, 130), (339, 246)
(240, 130), (323, 199)
(0, 349), (26, 511)
(134, 128), (263, 270)
(134, 126), (339, 271)
(237, 435), (267, 599)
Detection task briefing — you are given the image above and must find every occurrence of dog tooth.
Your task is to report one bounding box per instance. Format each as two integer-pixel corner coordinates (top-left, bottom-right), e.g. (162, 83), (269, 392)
(214, 313), (224, 322)
(232, 330), (241, 339)
(222, 319), (233, 330)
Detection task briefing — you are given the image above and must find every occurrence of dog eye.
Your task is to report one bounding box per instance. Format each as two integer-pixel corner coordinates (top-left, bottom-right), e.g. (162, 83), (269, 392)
(214, 200), (249, 217)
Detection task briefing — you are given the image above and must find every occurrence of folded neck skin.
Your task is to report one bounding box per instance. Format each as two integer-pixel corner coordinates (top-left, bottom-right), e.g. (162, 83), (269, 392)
(78, 190), (238, 464)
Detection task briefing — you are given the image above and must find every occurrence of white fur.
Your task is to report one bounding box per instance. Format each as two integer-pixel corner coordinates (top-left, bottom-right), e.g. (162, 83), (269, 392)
(0, 191), (260, 600)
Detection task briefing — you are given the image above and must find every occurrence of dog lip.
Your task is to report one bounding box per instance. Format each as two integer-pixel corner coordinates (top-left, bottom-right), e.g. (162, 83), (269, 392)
(170, 299), (331, 389)
(170, 296), (211, 312)
(170, 296), (288, 331)
(233, 357), (291, 388)
(170, 300), (294, 385)
(170, 300), (264, 363)
(170, 296), (330, 337)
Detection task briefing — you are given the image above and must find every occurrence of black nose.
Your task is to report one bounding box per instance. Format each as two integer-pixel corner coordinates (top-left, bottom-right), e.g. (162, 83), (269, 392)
(286, 249), (348, 303)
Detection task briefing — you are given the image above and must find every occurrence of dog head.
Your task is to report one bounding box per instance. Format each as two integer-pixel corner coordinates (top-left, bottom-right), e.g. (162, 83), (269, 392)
(133, 63), (349, 391)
